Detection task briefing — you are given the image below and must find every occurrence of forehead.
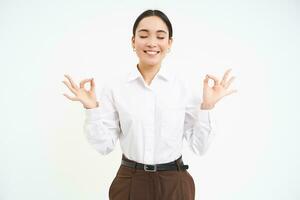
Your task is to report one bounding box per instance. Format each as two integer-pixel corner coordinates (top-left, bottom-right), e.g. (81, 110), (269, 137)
(136, 16), (168, 33)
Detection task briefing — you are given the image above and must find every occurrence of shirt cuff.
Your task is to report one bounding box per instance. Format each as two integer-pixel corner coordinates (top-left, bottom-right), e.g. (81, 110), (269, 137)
(85, 106), (103, 121)
(198, 108), (211, 123)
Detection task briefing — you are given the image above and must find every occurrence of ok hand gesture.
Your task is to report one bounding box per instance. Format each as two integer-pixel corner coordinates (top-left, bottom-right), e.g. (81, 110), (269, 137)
(201, 69), (237, 109)
(62, 74), (99, 109)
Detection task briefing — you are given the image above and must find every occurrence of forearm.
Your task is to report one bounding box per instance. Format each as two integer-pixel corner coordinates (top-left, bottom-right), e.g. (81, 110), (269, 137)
(184, 108), (216, 156)
(84, 107), (120, 155)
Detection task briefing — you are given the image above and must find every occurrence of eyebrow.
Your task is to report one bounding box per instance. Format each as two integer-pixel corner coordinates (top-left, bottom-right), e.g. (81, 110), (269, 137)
(138, 29), (167, 34)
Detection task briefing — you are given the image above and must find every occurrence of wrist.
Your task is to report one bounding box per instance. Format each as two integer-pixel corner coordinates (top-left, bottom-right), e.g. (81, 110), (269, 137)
(84, 101), (99, 109)
(201, 102), (215, 110)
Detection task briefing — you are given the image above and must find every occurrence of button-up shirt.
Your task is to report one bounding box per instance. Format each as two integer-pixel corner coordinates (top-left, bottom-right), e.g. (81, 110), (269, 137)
(83, 65), (216, 165)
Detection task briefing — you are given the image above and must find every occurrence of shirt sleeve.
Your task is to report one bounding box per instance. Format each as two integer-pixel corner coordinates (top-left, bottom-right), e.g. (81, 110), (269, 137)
(183, 82), (217, 156)
(83, 85), (121, 155)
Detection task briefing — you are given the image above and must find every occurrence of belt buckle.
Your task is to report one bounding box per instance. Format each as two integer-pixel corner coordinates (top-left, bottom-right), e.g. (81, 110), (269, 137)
(144, 164), (157, 172)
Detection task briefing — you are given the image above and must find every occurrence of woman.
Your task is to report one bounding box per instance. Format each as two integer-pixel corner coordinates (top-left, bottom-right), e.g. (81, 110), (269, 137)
(62, 9), (236, 200)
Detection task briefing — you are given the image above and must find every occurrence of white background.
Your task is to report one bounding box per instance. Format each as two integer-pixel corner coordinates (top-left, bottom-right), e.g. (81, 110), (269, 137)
(1, 0), (299, 199)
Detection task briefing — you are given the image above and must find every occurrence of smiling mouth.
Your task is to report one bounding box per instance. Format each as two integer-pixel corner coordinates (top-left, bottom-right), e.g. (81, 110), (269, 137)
(144, 50), (160, 55)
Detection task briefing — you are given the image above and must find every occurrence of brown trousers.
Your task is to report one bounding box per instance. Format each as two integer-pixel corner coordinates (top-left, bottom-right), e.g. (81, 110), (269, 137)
(108, 157), (195, 200)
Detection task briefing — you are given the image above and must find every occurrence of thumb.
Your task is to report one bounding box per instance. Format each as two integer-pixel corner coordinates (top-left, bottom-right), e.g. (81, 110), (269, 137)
(203, 75), (209, 87)
(90, 78), (96, 92)
(203, 75), (209, 85)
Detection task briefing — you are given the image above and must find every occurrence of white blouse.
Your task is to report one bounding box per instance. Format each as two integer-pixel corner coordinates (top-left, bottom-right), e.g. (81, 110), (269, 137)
(83, 65), (216, 165)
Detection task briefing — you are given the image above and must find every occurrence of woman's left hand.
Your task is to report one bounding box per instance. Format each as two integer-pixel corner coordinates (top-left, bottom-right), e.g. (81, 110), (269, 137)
(201, 69), (237, 109)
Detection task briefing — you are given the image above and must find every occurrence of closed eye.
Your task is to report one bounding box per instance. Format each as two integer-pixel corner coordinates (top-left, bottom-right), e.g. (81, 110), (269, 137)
(139, 36), (165, 39)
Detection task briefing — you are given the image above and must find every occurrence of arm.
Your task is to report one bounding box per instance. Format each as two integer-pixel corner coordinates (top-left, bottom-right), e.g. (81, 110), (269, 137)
(183, 89), (216, 156)
(83, 85), (121, 155)
(183, 68), (236, 155)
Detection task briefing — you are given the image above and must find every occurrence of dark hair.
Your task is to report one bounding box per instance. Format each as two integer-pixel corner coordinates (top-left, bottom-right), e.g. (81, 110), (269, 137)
(132, 10), (173, 39)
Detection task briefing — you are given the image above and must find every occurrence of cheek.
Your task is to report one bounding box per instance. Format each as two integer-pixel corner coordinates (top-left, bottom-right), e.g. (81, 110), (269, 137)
(134, 39), (146, 48)
(159, 41), (170, 50)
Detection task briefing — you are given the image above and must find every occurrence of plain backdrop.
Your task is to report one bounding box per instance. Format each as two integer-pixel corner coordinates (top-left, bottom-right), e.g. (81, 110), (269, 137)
(0, 0), (299, 199)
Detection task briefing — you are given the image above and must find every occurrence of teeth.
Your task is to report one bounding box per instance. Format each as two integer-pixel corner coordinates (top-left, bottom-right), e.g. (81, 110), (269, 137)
(145, 51), (159, 55)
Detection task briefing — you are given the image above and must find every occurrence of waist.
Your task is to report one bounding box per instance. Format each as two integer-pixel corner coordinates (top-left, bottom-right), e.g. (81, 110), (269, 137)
(121, 154), (189, 172)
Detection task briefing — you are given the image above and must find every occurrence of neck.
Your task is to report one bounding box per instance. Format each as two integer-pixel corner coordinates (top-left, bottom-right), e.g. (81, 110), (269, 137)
(137, 62), (161, 85)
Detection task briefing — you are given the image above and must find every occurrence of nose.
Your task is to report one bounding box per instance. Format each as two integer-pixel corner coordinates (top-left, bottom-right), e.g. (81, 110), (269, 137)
(146, 37), (157, 47)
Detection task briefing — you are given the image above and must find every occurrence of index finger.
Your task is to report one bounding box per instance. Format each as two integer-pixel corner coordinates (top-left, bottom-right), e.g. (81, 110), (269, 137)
(80, 78), (92, 89)
(206, 74), (220, 85)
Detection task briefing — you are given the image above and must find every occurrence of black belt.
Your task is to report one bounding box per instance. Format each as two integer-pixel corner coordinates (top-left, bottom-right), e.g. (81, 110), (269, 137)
(121, 154), (189, 172)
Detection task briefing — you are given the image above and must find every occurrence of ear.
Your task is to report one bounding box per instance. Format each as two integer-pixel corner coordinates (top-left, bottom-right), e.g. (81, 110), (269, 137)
(168, 37), (173, 48)
(131, 36), (135, 48)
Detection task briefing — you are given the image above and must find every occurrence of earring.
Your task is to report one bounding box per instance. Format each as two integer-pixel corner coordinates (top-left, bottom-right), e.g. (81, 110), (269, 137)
(167, 49), (171, 53)
(133, 48), (136, 52)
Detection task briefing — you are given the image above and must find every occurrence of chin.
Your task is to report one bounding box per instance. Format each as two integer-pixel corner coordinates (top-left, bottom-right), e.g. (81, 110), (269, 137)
(140, 59), (162, 67)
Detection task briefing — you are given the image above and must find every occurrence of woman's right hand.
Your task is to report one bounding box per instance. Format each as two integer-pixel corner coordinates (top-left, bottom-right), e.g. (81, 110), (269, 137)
(62, 74), (99, 109)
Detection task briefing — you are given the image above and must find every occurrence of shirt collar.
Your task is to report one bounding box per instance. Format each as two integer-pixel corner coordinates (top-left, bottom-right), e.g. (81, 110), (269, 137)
(127, 64), (172, 82)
